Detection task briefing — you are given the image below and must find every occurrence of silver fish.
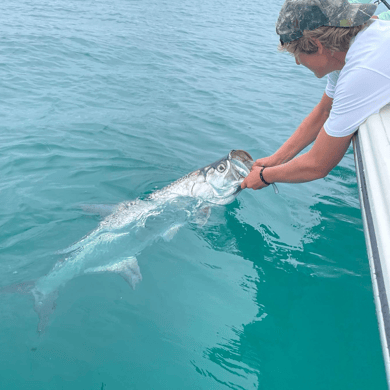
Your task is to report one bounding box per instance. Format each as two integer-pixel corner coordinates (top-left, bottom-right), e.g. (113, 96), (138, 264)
(1, 150), (253, 333)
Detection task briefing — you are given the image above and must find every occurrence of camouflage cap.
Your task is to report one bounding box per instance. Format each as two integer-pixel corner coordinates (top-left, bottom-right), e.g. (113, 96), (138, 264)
(276, 0), (377, 44)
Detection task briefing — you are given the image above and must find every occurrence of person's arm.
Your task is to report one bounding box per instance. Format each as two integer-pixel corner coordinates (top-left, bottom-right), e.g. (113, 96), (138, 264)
(241, 127), (353, 190)
(254, 92), (333, 167)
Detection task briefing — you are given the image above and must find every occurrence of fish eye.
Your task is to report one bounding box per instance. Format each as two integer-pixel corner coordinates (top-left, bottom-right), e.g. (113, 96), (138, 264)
(217, 163), (226, 173)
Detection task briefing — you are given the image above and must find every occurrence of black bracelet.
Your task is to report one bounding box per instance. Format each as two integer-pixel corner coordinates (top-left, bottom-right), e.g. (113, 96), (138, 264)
(259, 166), (271, 186)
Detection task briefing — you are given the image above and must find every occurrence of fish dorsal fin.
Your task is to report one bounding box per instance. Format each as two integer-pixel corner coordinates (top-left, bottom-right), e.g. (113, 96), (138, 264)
(79, 204), (117, 218)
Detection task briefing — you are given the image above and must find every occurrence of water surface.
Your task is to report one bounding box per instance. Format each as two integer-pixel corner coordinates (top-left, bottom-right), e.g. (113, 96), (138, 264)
(0, 0), (386, 388)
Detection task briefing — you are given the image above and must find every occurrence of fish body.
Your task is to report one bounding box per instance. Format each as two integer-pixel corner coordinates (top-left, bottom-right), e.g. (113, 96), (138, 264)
(2, 150), (253, 332)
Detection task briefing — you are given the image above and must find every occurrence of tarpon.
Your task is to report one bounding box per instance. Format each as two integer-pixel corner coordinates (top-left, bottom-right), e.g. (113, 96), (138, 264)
(1, 150), (253, 333)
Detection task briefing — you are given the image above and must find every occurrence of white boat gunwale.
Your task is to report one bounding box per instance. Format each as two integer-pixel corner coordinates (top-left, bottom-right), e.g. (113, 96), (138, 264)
(353, 102), (390, 388)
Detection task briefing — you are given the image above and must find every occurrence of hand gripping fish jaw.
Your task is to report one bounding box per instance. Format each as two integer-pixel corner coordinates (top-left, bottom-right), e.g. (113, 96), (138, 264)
(194, 150), (254, 204)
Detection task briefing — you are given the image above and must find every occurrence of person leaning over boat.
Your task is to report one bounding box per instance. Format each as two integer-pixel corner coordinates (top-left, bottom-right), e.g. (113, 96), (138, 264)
(241, 0), (390, 191)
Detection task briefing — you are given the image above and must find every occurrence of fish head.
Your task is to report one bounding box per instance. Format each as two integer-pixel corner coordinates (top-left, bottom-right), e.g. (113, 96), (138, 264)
(192, 150), (253, 205)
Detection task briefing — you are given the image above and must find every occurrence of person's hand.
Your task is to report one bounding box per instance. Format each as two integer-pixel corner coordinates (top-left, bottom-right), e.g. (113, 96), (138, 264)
(241, 166), (269, 190)
(252, 154), (281, 170)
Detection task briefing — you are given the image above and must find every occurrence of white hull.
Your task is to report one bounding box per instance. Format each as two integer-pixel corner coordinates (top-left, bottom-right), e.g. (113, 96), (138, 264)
(353, 103), (390, 387)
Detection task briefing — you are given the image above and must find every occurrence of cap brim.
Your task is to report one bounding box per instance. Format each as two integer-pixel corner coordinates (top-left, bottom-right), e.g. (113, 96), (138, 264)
(353, 3), (377, 23)
(332, 3), (377, 27)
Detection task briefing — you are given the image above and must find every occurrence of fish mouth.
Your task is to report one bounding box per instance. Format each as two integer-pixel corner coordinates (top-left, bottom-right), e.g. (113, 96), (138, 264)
(231, 186), (243, 196)
(228, 150), (254, 173)
(228, 150), (253, 196)
(229, 150), (254, 180)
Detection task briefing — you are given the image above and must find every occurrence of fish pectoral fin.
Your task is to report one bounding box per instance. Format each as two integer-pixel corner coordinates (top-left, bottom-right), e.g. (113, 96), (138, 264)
(161, 223), (184, 242)
(194, 206), (211, 227)
(84, 257), (142, 290)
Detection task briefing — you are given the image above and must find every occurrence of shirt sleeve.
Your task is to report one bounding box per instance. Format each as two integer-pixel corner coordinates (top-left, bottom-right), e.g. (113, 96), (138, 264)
(325, 70), (340, 99)
(324, 67), (390, 137)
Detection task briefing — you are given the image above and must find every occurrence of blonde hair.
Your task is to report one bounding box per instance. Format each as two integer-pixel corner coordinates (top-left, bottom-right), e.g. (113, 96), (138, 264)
(279, 24), (367, 55)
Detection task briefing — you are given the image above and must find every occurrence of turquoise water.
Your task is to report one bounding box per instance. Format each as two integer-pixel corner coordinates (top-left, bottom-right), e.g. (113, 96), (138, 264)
(0, 0), (387, 388)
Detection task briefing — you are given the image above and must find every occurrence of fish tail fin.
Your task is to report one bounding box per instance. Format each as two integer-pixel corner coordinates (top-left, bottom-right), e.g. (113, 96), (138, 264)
(32, 289), (59, 334)
(0, 280), (58, 334)
(1, 281), (59, 334)
(84, 257), (142, 290)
